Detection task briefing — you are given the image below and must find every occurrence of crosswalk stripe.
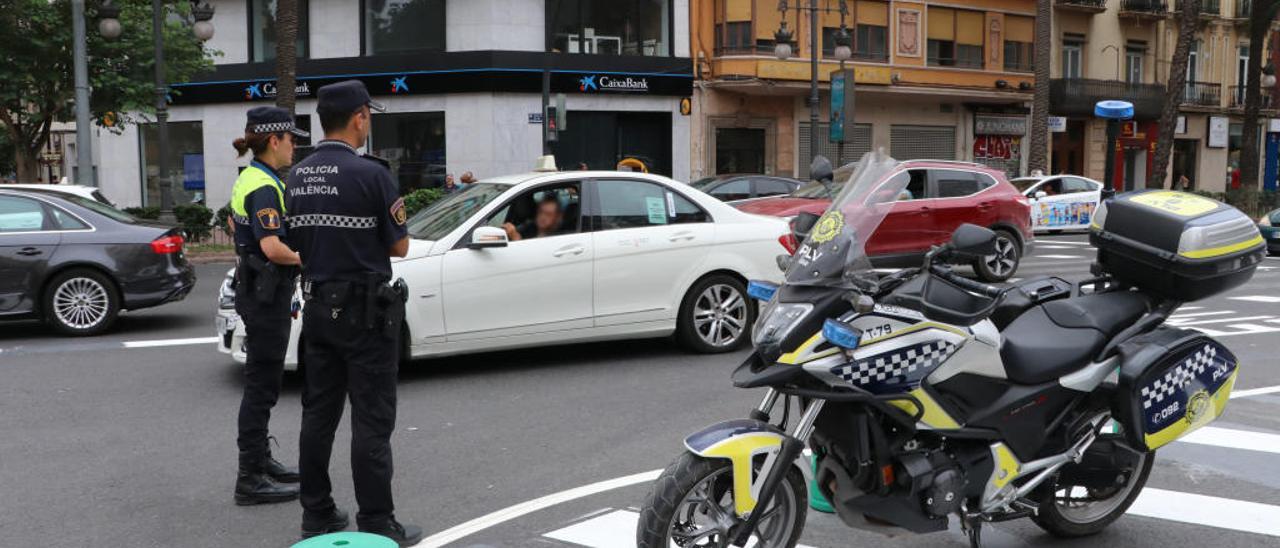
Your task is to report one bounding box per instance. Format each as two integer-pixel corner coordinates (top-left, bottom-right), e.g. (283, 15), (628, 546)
(1034, 254), (1087, 260)
(543, 509), (817, 548)
(1228, 295), (1280, 303)
(1232, 385), (1280, 398)
(120, 336), (219, 348)
(1169, 311), (1235, 320)
(1168, 315), (1275, 327)
(1177, 426), (1280, 454)
(1129, 488), (1280, 537)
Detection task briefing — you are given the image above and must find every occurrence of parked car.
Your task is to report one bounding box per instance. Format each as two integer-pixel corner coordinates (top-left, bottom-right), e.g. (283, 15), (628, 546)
(1259, 208), (1280, 255)
(217, 169), (790, 369)
(2, 183), (115, 206)
(0, 188), (195, 335)
(734, 160), (1033, 282)
(1010, 175), (1103, 233)
(690, 174), (801, 202)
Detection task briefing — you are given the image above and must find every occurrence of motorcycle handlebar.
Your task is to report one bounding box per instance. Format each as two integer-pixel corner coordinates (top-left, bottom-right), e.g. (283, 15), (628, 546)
(929, 264), (1005, 299)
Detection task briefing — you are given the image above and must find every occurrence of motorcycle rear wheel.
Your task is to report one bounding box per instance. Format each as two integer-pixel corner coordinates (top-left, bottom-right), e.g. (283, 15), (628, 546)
(1031, 447), (1154, 538)
(637, 451), (807, 548)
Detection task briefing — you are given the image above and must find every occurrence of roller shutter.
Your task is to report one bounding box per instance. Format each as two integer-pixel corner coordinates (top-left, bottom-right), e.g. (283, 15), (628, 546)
(890, 125), (956, 160)
(798, 122), (873, 178)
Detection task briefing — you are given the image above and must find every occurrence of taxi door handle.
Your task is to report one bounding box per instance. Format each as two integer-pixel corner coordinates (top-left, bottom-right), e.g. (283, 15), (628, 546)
(552, 244), (585, 258)
(668, 231), (696, 242)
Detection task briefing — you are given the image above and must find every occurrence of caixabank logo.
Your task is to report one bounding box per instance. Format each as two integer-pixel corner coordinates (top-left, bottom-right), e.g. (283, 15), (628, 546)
(243, 81), (313, 101)
(579, 74), (649, 93)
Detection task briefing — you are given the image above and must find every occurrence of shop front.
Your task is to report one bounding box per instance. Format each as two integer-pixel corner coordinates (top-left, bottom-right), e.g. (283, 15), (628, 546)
(1111, 120), (1157, 191)
(972, 112), (1029, 179)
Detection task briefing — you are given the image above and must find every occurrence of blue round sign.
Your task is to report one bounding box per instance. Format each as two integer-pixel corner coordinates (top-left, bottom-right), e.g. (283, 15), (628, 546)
(1094, 100), (1135, 120)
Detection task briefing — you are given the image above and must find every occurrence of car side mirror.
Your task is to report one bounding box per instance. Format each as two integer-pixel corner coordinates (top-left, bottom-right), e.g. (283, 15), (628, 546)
(468, 226), (509, 249)
(949, 224), (997, 258)
(809, 155), (834, 184)
(1034, 190), (1047, 199)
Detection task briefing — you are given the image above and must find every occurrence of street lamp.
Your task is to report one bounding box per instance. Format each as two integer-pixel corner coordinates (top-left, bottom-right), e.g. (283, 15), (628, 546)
(1095, 100), (1134, 196)
(98, 1), (216, 221)
(771, 0), (850, 172)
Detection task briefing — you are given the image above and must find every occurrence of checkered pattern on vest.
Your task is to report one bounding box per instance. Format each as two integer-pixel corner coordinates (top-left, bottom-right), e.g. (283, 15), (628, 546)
(287, 214), (377, 229)
(831, 340), (958, 387)
(1140, 344), (1216, 410)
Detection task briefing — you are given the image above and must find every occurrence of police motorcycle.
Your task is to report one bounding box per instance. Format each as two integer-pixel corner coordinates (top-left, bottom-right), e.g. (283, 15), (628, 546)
(636, 152), (1264, 547)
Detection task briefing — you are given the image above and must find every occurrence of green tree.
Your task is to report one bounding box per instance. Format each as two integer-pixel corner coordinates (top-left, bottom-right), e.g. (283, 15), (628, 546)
(0, 0), (217, 182)
(1151, 0), (1200, 189)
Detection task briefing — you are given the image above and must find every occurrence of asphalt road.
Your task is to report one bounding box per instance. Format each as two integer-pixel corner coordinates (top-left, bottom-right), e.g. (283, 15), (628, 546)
(1, 234), (1278, 548)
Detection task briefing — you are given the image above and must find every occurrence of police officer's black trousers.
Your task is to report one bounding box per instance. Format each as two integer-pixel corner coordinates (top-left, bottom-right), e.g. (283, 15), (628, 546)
(235, 290), (293, 470)
(298, 302), (399, 527)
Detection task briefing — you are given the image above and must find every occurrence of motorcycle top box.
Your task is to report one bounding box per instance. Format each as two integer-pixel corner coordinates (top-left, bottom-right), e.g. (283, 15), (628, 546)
(1090, 190), (1264, 301)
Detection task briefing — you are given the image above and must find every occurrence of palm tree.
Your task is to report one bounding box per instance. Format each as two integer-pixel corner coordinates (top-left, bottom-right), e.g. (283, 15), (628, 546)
(273, 0), (298, 113)
(1151, 0), (1201, 189)
(1238, 0), (1279, 190)
(1028, 0), (1051, 174)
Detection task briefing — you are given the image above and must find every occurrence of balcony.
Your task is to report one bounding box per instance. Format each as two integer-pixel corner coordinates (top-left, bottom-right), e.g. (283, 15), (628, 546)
(1229, 85), (1274, 109)
(1055, 0), (1107, 13)
(1233, 0), (1251, 21)
(1198, 0), (1222, 18)
(1119, 0), (1170, 18)
(1181, 81), (1222, 107)
(1050, 78), (1166, 119)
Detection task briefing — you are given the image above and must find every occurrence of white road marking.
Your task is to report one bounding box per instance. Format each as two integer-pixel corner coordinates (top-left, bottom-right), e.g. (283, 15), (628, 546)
(1037, 240), (1090, 245)
(1035, 245), (1078, 250)
(1169, 311), (1235, 320)
(1167, 315), (1275, 327)
(543, 509), (818, 548)
(1192, 323), (1280, 338)
(1034, 254), (1086, 260)
(410, 470), (661, 548)
(1129, 488), (1280, 537)
(1177, 426), (1280, 455)
(1229, 295), (1280, 303)
(1233, 385), (1280, 398)
(120, 336), (219, 348)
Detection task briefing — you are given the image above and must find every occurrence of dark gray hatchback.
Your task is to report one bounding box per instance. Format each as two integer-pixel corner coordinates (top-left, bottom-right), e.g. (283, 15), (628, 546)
(0, 188), (196, 335)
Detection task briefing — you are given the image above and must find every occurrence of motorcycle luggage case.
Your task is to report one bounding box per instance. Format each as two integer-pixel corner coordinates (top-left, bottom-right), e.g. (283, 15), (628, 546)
(1089, 190), (1264, 301)
(1113, 327), (1238, 452)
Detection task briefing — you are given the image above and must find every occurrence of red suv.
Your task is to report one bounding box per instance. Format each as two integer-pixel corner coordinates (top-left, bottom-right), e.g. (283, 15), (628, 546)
(734, 160), (1034, 282)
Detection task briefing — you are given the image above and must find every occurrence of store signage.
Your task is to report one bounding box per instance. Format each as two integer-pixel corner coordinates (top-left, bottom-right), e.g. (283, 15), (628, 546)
(1208, 116), (1229, 148)
(1047, 116), (1067, 133)
(1176, 115), (1187, 135)
(579, 74), (649, 93)
(974, 115), (1027, 136)
(242, 81), (312, 101)
(973, 135), (1021, 160)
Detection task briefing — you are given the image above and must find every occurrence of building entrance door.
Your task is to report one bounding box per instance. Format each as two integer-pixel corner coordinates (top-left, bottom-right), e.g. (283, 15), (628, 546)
(715, 128), (766, 174)
(1172, 139), (1198, 190)
(1051, 120), (1085, 175)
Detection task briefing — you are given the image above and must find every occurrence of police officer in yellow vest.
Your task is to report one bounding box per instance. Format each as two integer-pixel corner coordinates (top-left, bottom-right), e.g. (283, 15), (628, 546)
(229, 106), (310, 506)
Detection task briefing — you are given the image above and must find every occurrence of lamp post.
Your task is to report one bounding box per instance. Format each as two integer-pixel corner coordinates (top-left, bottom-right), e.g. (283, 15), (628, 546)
(97, 1), (215, 220)
(772, 1), (851, 173)
(1095, 100), (1134, 196)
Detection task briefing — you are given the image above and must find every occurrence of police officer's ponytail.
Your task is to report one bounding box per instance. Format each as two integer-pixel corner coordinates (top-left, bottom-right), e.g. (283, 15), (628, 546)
(233, 131), (277, 158)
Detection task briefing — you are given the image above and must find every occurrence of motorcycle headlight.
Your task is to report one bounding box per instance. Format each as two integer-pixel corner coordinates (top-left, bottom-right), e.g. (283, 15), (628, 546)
(752, 302), (813, 347)
(218, 275), (236, 309)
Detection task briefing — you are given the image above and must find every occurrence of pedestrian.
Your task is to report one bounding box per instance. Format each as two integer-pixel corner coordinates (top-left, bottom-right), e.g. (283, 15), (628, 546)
(1178, 175), (1191, 191)
(286, 80), (422, 546)
(460, 171), (476, 188)
(442, 173), (457, 192)
(228, 106), (308, 506)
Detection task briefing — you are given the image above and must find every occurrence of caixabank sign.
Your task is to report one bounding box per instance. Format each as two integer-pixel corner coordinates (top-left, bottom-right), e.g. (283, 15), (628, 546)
(169, 51), (692, 105)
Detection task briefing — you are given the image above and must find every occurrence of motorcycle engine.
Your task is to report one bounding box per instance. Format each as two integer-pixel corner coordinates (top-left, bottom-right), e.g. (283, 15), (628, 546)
(896, 448), (966, 518)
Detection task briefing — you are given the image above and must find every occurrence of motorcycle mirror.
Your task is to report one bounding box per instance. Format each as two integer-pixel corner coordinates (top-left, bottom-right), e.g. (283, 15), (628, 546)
(792, 211), (820, 242)
(775, 253), (792, 272)
(809, 155), (834, 184)
(948, 224), (997, 258)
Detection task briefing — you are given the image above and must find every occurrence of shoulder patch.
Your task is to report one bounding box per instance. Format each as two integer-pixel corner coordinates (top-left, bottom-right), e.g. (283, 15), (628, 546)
(256, 208), (282, 231)
(390, 197), (407, 226)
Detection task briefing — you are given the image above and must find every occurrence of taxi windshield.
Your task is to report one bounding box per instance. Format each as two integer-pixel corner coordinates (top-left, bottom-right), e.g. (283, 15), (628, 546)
(406, 183), (512, 241)
(1011, 178), (1041, 192)
(784, 152), (905, 289)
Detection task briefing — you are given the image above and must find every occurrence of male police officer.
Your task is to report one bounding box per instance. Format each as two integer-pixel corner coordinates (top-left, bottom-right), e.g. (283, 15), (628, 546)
(230, 106), (307, 506)
(286, 80), (421, 545)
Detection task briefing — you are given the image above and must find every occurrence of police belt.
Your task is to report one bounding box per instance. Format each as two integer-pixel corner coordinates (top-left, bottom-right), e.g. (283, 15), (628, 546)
(303, 275), (408, 335)
(237, 252), (299, 305)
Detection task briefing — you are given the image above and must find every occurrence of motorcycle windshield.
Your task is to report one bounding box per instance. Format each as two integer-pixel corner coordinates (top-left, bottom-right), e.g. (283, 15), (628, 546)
(784, 151), (907, 289)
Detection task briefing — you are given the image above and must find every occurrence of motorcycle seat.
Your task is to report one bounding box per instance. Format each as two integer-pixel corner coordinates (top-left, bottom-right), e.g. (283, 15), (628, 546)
(1000, 292), (1150, 385)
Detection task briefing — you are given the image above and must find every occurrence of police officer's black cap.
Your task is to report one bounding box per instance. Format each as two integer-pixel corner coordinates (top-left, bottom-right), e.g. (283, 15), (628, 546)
(246, 105), (310, 138)
(316, 80), (386, 115)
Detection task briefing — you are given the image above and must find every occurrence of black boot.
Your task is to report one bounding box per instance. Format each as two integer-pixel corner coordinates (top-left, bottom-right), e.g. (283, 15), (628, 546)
(234, 467), (299, 506)
(262, 455), (300, 483)
(361, 518), (423, 547)
(301, 507), (350, 538)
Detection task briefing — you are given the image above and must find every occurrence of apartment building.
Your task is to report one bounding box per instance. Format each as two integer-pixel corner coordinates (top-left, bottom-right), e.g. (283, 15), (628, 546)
(1050, 0), (1278, 191)
(96, 0), (693, 209)
(690, 0), (1037, 180)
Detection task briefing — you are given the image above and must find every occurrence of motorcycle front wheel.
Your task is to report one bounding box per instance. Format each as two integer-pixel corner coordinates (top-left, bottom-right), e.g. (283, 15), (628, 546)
(636, 451), (807, 548)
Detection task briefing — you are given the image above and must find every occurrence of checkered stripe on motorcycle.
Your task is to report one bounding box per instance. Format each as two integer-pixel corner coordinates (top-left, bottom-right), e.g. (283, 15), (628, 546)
(831, 340), (958, 387)
(1140, 344), (1216, 410)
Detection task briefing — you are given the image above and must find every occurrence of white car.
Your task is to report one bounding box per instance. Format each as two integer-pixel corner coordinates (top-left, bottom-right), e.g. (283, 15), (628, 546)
(1, 183), (115, 205)
(217, 170), (790, 369)
(1011, 175), (1104, 233)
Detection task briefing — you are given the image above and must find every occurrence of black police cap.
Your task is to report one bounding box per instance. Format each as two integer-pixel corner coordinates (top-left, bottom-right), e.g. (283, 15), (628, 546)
(246, 105), (309, 138)
(316, 80), (386, 115)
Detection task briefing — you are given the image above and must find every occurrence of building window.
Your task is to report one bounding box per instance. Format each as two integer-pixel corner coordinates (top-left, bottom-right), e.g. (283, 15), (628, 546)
(250, 0), (309, 62)
(1062, 35), (1083, 79)
(717, 21), (753, 54)
(548, 0), (671, 56)
(363, 0), (446, 56)
(927, 7), (984, 69)
(1003, 15), (1033, 73)
(138, 121), (204, 207)
(853, 1), (889, 62)
(1126, 41), (1146, 84)
(369, 112), (446, 193)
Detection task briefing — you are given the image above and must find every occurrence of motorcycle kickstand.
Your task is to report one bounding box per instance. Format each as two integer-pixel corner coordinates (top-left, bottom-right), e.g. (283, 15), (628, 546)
(959, 504), (984, 548)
